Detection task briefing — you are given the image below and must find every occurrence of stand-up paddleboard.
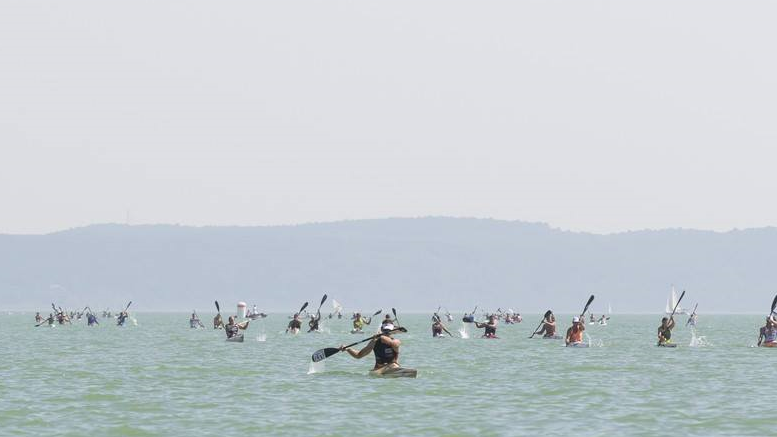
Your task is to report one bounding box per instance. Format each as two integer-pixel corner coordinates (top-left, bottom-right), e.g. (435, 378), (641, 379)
(369, 367), (417, 378)
(226, 335), (244, 343)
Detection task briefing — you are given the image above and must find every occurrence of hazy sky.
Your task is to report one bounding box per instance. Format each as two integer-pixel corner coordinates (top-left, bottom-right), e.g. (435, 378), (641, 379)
(2, 1), (776, 235)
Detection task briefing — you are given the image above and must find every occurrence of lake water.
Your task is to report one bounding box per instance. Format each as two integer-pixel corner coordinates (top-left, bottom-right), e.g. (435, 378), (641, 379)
(0, 313), (771, 436)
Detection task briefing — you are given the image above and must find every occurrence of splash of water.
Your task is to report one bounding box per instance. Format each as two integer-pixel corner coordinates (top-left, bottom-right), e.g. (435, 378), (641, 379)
(256, 334), (266, 342)
(308, 360), (326, 374)
(689, 327), (710, 347)
(458, 323), (470, 339)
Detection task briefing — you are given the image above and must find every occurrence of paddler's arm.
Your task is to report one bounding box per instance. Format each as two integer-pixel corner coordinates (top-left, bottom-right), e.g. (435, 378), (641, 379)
(238, 321), (249, 330)
(341, 339), (377, 359)
(668, 317), (675, 330)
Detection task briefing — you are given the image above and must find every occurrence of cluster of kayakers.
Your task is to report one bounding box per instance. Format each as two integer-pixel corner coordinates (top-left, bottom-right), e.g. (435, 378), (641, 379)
(35, 303), (132, 327)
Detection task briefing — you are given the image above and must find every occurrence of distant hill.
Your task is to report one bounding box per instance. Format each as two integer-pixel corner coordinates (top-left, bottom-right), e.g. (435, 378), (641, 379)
(1, 218), (775, 313)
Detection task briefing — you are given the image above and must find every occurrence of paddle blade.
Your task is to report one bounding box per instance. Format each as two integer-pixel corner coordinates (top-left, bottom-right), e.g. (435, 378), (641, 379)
(770, 294), (777, 314)
(299, 302), (309, 314)
(544, 310), (552, 319)
(312, 347), (340, 362)
(320, 294), (328, 306)
(373, 309), (382, 316)
(582, 295), (595, 315)
(215, 300), (220, 313)
(125, 301), (133, 311)
(392, 308), (397, 317)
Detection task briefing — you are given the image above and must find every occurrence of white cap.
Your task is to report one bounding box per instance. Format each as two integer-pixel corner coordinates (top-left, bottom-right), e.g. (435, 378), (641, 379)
(381, 323), (395, 332)
(573, 316), (580, 323)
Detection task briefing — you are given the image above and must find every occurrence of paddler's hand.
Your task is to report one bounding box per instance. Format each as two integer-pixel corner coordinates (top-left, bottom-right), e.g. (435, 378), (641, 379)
(338, 345), (347, 352)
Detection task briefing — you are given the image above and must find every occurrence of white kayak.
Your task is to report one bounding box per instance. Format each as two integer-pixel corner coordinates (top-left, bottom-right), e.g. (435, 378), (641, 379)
(226, 335), (244, 343)
(369, 367), (417, 378)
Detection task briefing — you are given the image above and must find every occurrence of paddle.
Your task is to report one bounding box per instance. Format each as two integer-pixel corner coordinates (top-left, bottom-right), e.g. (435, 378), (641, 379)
(391, 308), (400, 327)
(580, 295), (595, 319)
(316, 294), (328, 317)
(215, 300), (220, 314)
(311, 327), (408, 362)
(770, 293), (777, 317)
(668, 290), (685, 319)
(529, 310), (553, 338)
(686, 303), (699, 326)
(298, 301), (309, 315)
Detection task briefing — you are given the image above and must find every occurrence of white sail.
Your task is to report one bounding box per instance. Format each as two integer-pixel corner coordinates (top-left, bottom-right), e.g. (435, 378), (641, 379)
(608, 303), (612, 315)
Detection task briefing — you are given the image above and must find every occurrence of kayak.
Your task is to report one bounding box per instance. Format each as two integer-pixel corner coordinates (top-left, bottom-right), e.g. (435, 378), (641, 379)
(567, 342), (589, 348)
(351, 330), (364, 334)
(541, 335), (562, 340)
(433, 333), (446, 338)
(761, 342), (777, 348)
(657, 343), (677, 348)
(226, 335), (244, 343)
(369, 367), (418, 378)
(482, 335), (499, 339)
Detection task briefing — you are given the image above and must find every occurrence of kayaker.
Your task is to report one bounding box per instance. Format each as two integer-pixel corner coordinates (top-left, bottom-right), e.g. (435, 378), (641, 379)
(431, 316), (451, 337)
(35, 312), (43, 323)
(225, 316), (249, 339)
(87, 312), (99, 326)
(589, 313), (595, 323)
(462, 313), (475, 323)
(116, 311), (129, 326)
(339, 323), (402, 371)
(213, 313), (224, 329)
(308, 313), (321, 333)
(657, 316), (675, 346)
(352, 312), (371, 333)
(381, 314), (394, 329)
(686, 313), (698, 327)
(475, 314), (498, 338)
(565, 316), (586, 346)
(758, 316), (777, 347)
(45, 313), (55, 326)
(534, 311), (557, 338)
(286, 313), (302, 334)
(189, 312), (203, 328)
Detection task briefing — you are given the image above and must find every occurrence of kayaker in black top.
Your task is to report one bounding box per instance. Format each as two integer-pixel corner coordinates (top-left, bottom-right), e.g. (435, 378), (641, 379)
(225, 316), (249, 339)
(657, 316), (675, 346)
(340, 323), (402, 370)
(431, 315), (452, 337)
(308, 313), (321, 333)
(475, 314), (498, 338)
(286, 313), (302, 334)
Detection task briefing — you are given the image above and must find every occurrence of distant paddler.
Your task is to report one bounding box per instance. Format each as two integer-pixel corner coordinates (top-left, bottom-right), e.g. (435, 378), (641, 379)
(566, 294), (594, 347)
(189, 312), (204, 328)
(759, 316), (777, 347)
(352, 312), (372, 334)
(475, 314), (498, 338)
(658, 289), (684, 347)
(35, 312), (43, 323)
(225, 315), (249, 340)
(308, 313), (321, 333)
(657, 316), (676, 346)
(286, 313), (302, 334)
(431, 315), (452, 337)
(533, 310), (557, 338)
(87, 312), (99, 326)
(213, 301), (224, 329)
(686, 303), (699, 327)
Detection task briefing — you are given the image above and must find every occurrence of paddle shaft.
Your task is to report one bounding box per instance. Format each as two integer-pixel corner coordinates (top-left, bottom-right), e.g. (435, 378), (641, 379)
(669, 290), (686, 319)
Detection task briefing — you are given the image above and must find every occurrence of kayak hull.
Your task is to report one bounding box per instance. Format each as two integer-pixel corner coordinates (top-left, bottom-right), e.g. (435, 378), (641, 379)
(657, 343), (677, 348)
(369, 367), (417, 378)
(226, 335), (244, 343)
(567, 342), (589, 348)
(761, 342), (777, 348)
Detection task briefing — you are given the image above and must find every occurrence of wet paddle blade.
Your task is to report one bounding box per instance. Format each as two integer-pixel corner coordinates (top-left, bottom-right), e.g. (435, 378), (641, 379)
(312, 347), (340, 362)
(373, 309), (382, 316)
(215, 300), (220, 313)
(581, 295), (595, 316)
(771, 294), (777, 314)
(299, 302), (309, 314)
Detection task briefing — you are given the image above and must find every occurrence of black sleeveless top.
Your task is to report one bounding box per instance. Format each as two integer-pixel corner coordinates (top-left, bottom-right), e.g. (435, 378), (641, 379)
(373, 336), (396, 365)
(485, 324), (496, 336)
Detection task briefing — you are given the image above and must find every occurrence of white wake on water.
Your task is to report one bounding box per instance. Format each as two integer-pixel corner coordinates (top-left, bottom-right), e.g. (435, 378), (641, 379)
(459, 323), (470, 339)
(689, 327), (710, 347)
